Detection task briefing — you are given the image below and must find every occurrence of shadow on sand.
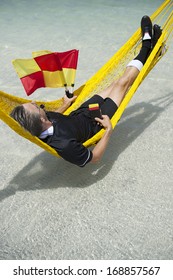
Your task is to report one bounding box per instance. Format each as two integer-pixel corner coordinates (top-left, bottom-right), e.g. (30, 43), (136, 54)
(1, 92), (172, 202)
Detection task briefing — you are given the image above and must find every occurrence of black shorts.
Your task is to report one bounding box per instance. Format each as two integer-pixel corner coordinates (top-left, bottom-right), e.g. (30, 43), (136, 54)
(70, 95), (118, 135)
(80, 95), (118, 119)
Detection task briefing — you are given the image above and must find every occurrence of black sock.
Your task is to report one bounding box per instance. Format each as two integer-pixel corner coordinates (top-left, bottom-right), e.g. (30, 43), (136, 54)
(134, 39), (151, 64)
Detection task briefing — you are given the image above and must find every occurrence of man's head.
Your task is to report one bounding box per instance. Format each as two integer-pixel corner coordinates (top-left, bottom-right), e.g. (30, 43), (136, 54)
(10, 102), (48, 137)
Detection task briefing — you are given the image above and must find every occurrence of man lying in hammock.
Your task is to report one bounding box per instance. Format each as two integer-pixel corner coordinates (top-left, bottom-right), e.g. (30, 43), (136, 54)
(10, 16), (162, 167)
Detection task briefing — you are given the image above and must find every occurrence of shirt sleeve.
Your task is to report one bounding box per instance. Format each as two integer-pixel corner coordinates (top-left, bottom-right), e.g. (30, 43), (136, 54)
(51, 139), (93, 167)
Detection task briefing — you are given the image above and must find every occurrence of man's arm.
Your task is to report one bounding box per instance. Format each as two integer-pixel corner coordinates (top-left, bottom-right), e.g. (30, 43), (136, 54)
(91, 115), (113, 163)
(54, 95), (77, 114)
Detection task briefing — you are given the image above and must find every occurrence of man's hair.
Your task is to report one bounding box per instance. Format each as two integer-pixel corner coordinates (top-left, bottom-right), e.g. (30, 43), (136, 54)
(10, 105), (43, 137)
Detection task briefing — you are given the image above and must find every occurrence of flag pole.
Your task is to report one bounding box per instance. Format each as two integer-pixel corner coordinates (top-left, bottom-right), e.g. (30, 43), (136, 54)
(64, 84), (73, 98)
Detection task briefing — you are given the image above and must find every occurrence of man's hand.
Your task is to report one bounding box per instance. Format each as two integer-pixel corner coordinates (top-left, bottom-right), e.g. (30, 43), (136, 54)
(63, 94), (77, 107)
(95, 115), (113, 132)
(91, 115), (113, 163)
(55, 95), (77, 114)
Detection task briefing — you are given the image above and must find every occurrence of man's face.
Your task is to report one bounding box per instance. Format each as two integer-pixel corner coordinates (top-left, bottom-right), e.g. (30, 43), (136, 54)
(23, 102), (47, 120)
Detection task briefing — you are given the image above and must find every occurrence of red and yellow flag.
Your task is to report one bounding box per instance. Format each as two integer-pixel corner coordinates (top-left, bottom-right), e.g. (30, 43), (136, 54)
(12, 49), (79, 96)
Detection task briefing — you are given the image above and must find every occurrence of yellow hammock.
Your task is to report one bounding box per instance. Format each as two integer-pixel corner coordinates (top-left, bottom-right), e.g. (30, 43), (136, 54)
(0, 0), (173, 158)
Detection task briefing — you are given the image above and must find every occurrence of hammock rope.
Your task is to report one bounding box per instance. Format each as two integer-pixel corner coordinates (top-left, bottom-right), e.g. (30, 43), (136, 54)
(0, 0), (173, 157)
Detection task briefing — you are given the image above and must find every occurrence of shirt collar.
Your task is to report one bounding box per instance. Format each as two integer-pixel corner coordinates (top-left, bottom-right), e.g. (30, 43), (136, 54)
(39, 125), (54, 139)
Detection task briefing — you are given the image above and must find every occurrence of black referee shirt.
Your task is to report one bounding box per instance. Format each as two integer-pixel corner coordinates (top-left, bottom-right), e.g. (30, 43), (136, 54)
(43, 111), (94, 167)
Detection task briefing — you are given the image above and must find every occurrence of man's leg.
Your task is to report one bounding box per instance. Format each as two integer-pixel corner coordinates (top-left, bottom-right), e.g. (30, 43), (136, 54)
(98, 15), (153, 106)
(105, 66), (139, 106)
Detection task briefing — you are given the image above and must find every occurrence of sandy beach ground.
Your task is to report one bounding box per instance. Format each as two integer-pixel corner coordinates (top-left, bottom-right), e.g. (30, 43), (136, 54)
(0, 0), (173, 260)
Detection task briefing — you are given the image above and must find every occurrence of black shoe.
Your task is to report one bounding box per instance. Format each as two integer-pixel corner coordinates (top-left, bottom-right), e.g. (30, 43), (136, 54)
(152, 24), (162, 49)
(141, 15), (153, 39)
